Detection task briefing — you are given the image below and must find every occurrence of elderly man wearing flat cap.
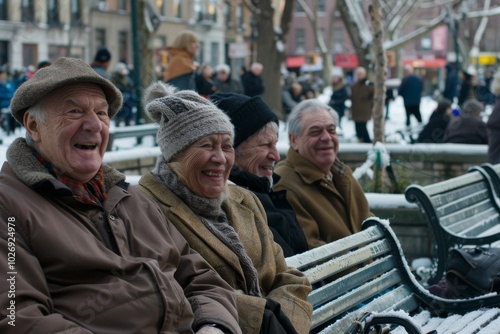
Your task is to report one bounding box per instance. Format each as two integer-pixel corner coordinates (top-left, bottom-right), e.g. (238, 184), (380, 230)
(0, 57), (241, 334)
(210, 93), (308, 257)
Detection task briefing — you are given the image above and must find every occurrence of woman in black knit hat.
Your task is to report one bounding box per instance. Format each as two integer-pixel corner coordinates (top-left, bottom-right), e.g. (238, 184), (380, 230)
(210, 92), (308, 257)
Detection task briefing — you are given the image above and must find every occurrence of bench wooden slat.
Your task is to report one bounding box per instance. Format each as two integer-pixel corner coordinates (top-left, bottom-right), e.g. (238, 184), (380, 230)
(423, 171), (485, 197)
(441, 207), (499, 235)
(285, 225), (384, 270)
(304, 239), (391, 284)
(309, 256), (397, 308)
(431, 182), (489, 210)
(434, 188), (490, 218)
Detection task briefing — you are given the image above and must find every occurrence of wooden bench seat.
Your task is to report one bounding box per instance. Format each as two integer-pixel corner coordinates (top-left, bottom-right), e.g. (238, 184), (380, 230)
(285, 217), (500, 333)
(404, 167), (500, 285)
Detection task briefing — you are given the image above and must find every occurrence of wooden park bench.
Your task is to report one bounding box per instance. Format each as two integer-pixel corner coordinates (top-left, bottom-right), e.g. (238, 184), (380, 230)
(285, 217), (500, 333)
(404, 166), (500, 285)
(106, 123), (159, 151)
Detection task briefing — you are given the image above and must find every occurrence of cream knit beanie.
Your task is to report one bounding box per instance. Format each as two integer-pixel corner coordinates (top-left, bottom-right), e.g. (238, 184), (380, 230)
(143, 82), (234, 162)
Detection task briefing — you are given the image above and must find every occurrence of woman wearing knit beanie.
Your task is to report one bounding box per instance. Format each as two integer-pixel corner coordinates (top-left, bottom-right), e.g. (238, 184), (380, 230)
(138, 82), (312, 334)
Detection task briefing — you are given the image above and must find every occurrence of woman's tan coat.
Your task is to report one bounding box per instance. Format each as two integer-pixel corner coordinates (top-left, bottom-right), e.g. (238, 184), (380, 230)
(139, 172), (313, 334)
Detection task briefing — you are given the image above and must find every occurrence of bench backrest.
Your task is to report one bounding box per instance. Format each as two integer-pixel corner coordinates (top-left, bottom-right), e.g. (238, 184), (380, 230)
(405, 167), (500, 284)
(286, 218), (420, 332)
(286, 217), (500, 333)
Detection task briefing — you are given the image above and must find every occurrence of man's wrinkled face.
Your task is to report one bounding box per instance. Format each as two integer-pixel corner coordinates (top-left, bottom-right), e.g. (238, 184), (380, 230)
(24, 83), (110, 183)
(290, 109), (339, 175)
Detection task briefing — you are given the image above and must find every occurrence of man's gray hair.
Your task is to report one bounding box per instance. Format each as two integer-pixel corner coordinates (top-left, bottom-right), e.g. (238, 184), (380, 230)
(24, 100), (47, 146)
(287, 99), (338, 137)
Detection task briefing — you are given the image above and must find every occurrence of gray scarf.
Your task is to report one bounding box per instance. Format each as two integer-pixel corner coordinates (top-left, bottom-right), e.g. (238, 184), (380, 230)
(152, 156), (262, 297)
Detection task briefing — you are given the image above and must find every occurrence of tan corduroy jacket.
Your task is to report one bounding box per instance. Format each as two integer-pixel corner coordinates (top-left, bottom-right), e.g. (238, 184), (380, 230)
(139, 172), (313, 334)
(274, 148), (373, 250)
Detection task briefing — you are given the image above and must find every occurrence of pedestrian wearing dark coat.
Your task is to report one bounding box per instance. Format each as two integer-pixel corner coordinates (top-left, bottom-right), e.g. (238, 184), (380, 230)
(416, 99), (452, 143)
(398, 65), (423, 126)
(213, 64), (244, 94)
(274, 99), (373, 250)
(0, 57), (241, 334)
(487, 71), (500, 164)
(444, 99), (488, 145)
(350, 67), (374, 143)
(241, 62), (265, 97)
(458, 66), (477, 108)
(443, 63), (459, 102)
(328, 69), (349, 127)
(210, 92), (309, 257)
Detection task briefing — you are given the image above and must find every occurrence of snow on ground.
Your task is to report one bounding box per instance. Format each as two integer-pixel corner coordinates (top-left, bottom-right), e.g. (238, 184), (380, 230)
(0, 95), (440, 166)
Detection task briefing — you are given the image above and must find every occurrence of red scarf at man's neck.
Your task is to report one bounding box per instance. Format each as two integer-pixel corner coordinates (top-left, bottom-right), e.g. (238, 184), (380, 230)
(29, 146), (107, 206)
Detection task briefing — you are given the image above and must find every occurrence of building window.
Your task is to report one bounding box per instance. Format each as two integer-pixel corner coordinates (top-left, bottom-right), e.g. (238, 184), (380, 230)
(211, 42), (219, 67)
(21, 0), (34, 22)
(0, 41), (8, 66)
(194, 0), (202, 21)
(155, 0), (164, 15)
(47, 0), (60, 26)
(49, 45), (68, 62)
(117, 0), (127, 11)
(23, 43), (37, 67)
(224, 3), (232, 28)
(295, 28), (305, 53)
(118, 31), (128, 63)
(0, 0), (8, 20)
(295, 0), (304, 12)
(95, 28), (106, 49)
(318, 0), (326, 12)
(315, 28), (326, 52)
(173, 0), (182, 18)
(70, 0), (82, 25)
(333, 26), (344, 53)
(236, 5), (243, 30)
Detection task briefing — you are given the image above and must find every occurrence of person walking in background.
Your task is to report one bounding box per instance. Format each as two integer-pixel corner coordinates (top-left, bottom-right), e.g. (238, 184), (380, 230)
(416, 98), (452, 144)
(110, 62), (136, 127)
(458, 65), (477, 108)
(210, 92), (309, 257)
(195, 63), (217, 98)
(444, 99), (488, 145)
(282, 81), (303, 121)
(213, 64), (244, 94)
(398, 64), (423, 127)
(487, 70), (500, 164)
(350, 66), (374, 143)
(0, 58), (241, 334)
(328, 67), (349, 128)
(164, 30), (199, 91)
(443, 63), (459, 102)
(90, 47), (112, 79)
(274, 99), (372, 249)
(138, 82), (312, 334)
(241, 62), (265, 97)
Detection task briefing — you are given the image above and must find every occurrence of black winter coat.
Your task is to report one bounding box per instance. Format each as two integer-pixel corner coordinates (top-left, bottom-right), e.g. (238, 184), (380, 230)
(417, 110), (451, 143)
(241, 72), (265, 97)
(229, 167), (308, 257)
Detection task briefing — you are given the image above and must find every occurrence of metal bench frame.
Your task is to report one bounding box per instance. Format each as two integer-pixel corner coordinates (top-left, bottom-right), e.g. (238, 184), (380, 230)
(286, 217), (500, 333)
(106, 123), (159, 151)
(405, 166), (500, 285)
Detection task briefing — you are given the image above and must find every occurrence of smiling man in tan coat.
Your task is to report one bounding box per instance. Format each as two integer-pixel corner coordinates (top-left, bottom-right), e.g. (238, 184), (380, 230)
(274, 99), (372, 249)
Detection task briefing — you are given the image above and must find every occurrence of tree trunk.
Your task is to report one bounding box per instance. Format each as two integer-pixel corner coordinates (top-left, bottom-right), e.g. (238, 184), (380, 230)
(369, 0), (386, 193)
